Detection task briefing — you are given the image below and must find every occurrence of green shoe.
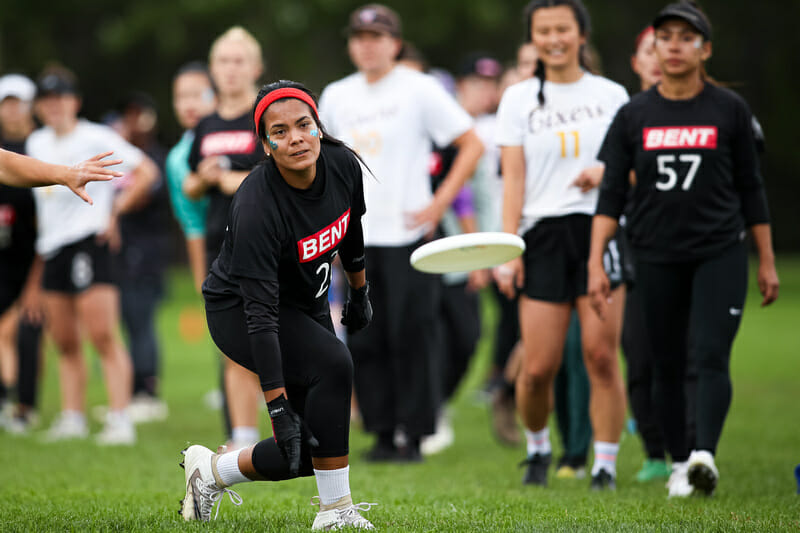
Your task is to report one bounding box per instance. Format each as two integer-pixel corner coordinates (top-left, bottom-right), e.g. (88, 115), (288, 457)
(636, 459), (671, 482)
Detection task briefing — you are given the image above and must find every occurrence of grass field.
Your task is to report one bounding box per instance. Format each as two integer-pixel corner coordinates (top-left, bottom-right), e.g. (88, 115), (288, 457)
(2, 257), (799, 531)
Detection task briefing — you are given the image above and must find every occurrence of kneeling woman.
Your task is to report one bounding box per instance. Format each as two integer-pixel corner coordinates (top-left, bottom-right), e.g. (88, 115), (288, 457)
(180, 80), (375, 530)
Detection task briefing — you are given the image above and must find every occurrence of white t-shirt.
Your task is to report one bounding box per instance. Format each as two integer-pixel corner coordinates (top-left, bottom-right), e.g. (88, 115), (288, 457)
(320, 65), (473, 246)
(472, 113), (502, 233)
(495, 72), (628, 234)
(26, 120), (144, 257)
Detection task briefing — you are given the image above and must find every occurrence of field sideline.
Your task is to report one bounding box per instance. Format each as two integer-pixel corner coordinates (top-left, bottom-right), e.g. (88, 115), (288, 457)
(2, 257), (799, 531)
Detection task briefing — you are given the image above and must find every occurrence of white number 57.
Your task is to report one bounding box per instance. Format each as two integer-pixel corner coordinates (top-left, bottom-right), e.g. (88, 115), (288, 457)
(656, 154), (702, 191)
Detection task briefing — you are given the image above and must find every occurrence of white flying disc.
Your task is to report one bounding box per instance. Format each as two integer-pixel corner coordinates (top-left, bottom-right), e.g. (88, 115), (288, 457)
(410, 232), (525, 274)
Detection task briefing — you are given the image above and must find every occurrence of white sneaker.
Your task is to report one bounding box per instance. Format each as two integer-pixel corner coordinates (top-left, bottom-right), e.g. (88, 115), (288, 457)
(666, 461), (694, 498)
(421, 412), (455, 456)
(687, 450), (718, 495)
(42, 412), (89, 442)
(311, 496), (376, 530)
(95, 414), (136, 446)
(179, 445), (242, 521)
(128, 394), (169, 424)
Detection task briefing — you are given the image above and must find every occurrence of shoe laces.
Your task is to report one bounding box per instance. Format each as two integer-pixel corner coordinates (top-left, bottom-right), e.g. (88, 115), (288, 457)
(337, 503), (377, 526)
(198, 480), (242, 520)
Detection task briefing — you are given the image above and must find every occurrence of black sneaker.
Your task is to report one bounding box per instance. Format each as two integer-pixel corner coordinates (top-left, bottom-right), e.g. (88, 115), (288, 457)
(520, 453), (551, 486)
(590, 468), (616, 491)
(363, 443), (397, 462)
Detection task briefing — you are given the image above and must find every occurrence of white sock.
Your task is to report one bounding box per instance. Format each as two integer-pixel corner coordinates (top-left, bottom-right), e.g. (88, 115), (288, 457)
(231, 426), (259, 446)
(62, 410), (86, 425)
(524, 427), (551, 457)
(216, 448), (251, 486)
(592, 441), (619, 477)
(314, 466), (351, 506)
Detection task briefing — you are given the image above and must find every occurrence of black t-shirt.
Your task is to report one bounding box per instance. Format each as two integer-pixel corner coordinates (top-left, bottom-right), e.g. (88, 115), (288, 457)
(205, 142), (366, 315)
(188, 110), (264, 266)
(596, 83), (769, 263)
(0, 139), (36, 281)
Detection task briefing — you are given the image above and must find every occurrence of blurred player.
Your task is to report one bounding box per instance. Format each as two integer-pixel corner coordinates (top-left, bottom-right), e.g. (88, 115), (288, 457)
(495, 0), (629, 489)
(27, 66), (157, 445)
(320, 3), (483, 461)
(589, 1), (779, 497)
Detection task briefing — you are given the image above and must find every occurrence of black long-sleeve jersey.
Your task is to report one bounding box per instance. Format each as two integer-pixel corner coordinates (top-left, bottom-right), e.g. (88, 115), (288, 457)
(596, 83), (769, 263)
(203, 142), (366, 389)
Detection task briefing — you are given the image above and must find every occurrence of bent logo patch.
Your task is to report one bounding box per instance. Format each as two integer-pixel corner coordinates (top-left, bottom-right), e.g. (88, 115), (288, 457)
(200, 131), (257, 157)
(297, 209), (351, 263)
(643, 126), (718, 150)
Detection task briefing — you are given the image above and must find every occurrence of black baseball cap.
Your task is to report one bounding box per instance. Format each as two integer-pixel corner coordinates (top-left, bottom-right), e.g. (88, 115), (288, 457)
(653, 2), (712, 41)
(347, 4), (402, 38)
(35, 71), (79, 98)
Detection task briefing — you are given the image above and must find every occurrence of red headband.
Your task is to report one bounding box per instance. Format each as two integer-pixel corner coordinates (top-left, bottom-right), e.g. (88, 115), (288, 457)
(634, 26), (655, 52)
(253, 88), (319, 137)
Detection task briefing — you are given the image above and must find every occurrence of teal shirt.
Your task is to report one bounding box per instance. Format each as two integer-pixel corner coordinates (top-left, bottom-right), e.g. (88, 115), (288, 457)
(166, 131), (208, 237)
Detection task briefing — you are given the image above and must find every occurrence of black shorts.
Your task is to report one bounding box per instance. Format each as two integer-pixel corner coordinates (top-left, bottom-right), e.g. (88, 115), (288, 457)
(43, 235), (114, 294)
(604, 227), (635, 288)
(521, 214), (626, 303)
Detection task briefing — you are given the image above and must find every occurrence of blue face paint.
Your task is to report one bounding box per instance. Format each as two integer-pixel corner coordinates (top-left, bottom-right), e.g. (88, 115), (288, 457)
(310, 129), (319, 137)
(266, 135), (278, 150)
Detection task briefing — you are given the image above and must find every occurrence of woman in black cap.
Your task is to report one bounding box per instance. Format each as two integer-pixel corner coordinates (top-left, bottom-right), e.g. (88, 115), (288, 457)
(589, 1), (779, 497)
(180, 80), (376, 530)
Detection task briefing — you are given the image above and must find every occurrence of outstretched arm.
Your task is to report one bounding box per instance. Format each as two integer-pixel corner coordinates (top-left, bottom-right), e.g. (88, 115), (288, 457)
(0, 149), (122, 204)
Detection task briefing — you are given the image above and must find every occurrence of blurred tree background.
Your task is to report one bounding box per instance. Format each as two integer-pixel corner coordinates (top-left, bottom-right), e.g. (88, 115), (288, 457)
(1, 0), (797, 250)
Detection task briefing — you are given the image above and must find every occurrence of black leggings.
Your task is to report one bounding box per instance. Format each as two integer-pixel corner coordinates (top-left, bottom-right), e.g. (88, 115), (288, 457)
(636, 242), (747, 460)
(206, 304), (353, 479)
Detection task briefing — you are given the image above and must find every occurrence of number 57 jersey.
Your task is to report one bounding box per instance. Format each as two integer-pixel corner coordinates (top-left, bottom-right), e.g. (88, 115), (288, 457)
(596, 84), (770, 263)
(205, 143), (366, 316)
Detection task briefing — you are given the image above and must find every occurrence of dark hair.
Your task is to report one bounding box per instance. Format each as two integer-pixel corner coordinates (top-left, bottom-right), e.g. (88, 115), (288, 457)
(173, 61), (217, 93)
(523, 0), (595, 106)
(253, 80), (372, 174)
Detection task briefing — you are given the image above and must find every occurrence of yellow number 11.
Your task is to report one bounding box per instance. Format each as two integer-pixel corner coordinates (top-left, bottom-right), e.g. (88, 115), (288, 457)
(557, 130), (580, 158)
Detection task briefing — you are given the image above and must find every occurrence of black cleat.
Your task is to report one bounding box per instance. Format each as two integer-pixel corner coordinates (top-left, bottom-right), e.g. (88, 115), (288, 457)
(520, 453), (551, 486)
(590, 469), (616, 491)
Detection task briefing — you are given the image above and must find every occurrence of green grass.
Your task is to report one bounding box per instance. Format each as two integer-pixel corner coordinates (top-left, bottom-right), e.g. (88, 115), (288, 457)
(2, 257), (800, 531)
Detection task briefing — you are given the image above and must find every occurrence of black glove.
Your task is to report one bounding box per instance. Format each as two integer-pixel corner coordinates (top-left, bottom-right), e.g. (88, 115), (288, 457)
(341, 282), (373, 334)
(267, 395), (318, 476)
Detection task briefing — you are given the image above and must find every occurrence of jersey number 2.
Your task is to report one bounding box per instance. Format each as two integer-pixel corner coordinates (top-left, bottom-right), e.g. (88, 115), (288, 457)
(656, 154), (702, 191)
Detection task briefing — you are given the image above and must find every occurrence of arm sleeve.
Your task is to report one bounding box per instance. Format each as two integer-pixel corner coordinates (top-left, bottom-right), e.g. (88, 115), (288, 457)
(731, 98), (770, 225)
(166, 141), (208, 237)
(238, 276), (284, 391)
(339, 157), (366, 272)
(421, 77), (473, 147)
(495, 84), (526, 147)
(596, 106), (634, 219)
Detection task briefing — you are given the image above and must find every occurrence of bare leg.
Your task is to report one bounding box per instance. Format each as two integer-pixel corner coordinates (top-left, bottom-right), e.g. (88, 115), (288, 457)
(515, 298), (572, 432)
(45, 293), (86, 412)
(575, 286), (627, 443)
(0, 307), (19, 389)
(77, 285), (131, 411)
(224, 359), (261, 438)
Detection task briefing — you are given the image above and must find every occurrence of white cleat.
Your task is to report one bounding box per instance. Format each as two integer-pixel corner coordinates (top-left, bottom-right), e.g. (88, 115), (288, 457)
(687, 450), (718, 496)
(41, 413), (89, 442)
(666, 461), (694, 498)
(311, 496), (376, 530)
(179, 445), (242, 521)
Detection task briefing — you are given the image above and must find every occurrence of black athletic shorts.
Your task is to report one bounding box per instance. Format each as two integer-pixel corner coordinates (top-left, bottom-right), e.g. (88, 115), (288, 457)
(43, 234), (114, 294)
(521, 213), (626, 303)
(604, 226), (635, 288)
